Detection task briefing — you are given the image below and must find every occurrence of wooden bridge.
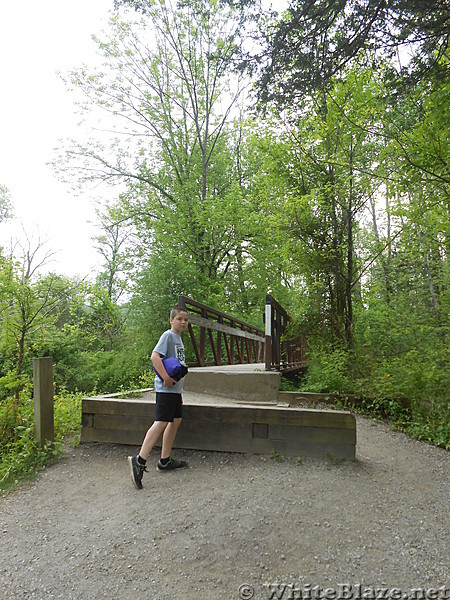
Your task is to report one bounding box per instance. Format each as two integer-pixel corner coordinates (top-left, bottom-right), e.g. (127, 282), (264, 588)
(177, 294), (308, 373)
(81, 296), (356, 459)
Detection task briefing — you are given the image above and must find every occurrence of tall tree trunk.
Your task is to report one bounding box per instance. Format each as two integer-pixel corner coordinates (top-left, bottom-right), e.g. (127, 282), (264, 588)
(370, 189), (392, 304)
(345, 142), (354, 346)
(323, 90), (344, 341)
(14, 327), (26, 401)
(421, 229), (442, 325)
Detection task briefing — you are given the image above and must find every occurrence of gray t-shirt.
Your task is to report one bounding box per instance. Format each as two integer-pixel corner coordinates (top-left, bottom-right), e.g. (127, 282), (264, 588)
(153, 329), (186, 394)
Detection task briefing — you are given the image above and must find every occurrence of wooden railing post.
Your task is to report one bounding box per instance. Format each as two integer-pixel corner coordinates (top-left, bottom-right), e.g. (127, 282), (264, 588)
(265, 295), (273, 370)
(199, 307), (206, 366)
(33, 357), (54, 447)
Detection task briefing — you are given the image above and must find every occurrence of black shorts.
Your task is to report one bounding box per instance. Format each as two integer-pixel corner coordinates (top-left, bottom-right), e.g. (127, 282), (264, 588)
(155, 392), (183, 422)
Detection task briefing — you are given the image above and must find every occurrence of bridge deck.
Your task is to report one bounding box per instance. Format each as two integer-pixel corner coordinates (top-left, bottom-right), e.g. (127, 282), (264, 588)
(188, 363), (266, 372)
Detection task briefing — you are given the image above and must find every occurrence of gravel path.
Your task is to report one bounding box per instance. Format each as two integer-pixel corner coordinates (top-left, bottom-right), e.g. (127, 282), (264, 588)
(1, 415), (448, 600)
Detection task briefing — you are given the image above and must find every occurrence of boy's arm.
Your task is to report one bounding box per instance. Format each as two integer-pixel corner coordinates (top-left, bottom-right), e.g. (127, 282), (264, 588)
(151, 351), (176, 387)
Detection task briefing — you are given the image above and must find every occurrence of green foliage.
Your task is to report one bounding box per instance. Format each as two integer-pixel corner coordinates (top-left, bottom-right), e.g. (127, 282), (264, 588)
(0, 371), (27, 402)
(59, 349), (150, 394)
(279, 376), (301, 392)
(0, 391), (82, 491)
(301, 346), (352, 395)
(295, 336), (449, 449)
(327, 453), (346, 467)
(250, 0), (448, 106)
(0, 250), (155, 396)
(352, 348), (449, 449)
(270, 448), (284, 462)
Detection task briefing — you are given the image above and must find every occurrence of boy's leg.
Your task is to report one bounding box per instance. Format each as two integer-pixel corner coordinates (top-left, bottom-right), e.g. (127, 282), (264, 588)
(140, 420), (168, 461)
(160, 417), (182, 459)
(128, 420), (167, 489)
(158, 411), (188, 471)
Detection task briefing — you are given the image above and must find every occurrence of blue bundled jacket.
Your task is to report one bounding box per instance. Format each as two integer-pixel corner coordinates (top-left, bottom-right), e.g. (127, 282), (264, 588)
(153, 356), (188, 382)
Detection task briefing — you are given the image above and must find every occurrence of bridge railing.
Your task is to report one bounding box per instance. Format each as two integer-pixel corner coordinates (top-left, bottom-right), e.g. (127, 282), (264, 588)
(264, 295), (308, 372)
(177, 296), (265, 367)
(177, 295), (307, 372)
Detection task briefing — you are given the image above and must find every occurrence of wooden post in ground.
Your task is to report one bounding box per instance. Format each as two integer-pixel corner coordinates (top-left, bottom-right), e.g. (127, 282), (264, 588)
(33, 357), (54, 447)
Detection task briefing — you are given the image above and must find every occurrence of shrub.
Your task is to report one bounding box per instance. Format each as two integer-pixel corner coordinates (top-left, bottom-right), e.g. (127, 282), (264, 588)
(301, 345), (352, 394)
(0, 390), (82, 491)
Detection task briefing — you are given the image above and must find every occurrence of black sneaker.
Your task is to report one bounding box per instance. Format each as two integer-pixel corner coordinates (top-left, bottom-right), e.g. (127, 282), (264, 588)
(157, 457), (188, 472)
(128, 455), (147, 489)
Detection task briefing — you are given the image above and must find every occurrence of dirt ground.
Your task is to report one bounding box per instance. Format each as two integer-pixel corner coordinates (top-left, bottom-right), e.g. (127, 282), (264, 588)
(0, 414), (448, 600)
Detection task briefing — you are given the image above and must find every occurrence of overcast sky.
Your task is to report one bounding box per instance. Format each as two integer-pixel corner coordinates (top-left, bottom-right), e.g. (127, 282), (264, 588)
(0, 0), (115, 279)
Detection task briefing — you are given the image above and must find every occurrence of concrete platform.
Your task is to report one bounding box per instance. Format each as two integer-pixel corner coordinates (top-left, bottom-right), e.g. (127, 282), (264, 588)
(81, 378), (356, 460)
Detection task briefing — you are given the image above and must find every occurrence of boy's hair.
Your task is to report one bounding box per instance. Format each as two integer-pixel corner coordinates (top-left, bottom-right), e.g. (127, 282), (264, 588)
(170, 306), (189, 319)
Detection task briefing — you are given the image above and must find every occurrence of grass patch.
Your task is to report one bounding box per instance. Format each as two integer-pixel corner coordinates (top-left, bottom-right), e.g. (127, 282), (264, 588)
(270, 448), (285, 462)
(0, 391), (82, 491)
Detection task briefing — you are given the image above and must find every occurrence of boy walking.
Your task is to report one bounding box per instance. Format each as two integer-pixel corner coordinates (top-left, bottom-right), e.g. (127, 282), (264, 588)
(128, 307), (189, 489)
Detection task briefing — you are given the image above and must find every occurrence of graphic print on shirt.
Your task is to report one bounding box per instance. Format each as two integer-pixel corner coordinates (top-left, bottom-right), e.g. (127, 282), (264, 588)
(175, 344), (186, 365)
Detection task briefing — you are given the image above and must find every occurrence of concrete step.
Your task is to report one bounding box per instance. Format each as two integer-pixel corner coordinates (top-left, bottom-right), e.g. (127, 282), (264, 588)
(183, 363), (280, 404)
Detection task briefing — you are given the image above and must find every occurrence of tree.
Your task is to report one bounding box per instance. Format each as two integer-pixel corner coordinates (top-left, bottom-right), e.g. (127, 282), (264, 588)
(383, 73), (449, 332)
(94, 202), (136, 303)
(0, 237), (75, 401)
(251, 65), (387, 345)
(0, 184), (13, 225)
(229, 0), (448, 345)
(58, 0), (256, 304)
(233, 0), (449, 107)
